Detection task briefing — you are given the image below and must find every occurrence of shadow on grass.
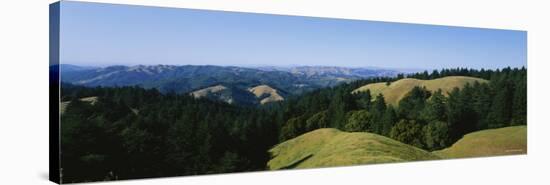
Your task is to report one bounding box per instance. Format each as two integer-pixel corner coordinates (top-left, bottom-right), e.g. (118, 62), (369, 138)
(279, 154), (314, 170)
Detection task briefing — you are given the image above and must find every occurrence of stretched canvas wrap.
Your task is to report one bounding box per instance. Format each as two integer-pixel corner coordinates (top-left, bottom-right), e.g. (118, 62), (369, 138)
(49, 1), (527, 184)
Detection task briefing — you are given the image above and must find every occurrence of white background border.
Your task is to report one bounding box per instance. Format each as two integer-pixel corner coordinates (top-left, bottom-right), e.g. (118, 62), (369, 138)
(0, 0), (548, 184)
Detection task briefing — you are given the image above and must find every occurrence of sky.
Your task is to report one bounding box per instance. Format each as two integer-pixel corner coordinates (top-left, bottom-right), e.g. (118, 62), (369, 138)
(59, 1), (527, 70)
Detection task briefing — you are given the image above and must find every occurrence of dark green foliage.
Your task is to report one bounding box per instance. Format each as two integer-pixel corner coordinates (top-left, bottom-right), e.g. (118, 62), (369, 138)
(372, 94), (387, 114)
(327, 88), (357, 129)
(355, 90), (372, 110)
(280, 115), (308, 141)
(61, 86), (280, 182)
(389, 120), (425, 149)
(422, 121), (450, 151)
(421, 89), (446, 122)
(398, 86), (431, 120)
(344, 110), (373, 132)
(486, 75), (514, 128)
(369, 94), (388, 134)
(380, 105), (398, 136)
(406, 67), (494, 80)
(446, 85), (478, 142)
(306, 110), (329, 131)
(471, 81), (493, 130)
(511, 70), (527, 125)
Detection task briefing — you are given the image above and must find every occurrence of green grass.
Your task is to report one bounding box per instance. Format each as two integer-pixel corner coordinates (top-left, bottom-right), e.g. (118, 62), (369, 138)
(434, 125), (527, 158)
(352, 76), (488, 105)
(268, 128), (439, 170)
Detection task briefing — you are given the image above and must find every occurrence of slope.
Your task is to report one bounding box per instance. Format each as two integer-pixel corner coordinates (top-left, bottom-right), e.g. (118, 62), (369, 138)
(352, 76), (487, 105)
(248, 85), (285, 104)
(190, 84), (258, 105)
(268, 128), (439, 170)
(433, 126), (527, 158)
(60, 96), (98, 114)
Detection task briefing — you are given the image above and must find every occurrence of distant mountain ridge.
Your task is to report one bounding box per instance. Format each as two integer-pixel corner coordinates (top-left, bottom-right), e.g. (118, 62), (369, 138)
(57, 64), (99, 72)
(256, 66), (400, 78)
(60, 64), (402, 105)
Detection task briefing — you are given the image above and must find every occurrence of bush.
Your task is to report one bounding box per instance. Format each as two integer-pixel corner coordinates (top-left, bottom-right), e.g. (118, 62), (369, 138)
(344, 110), (373, 132)
(389, 119), (424, 148)
(422, 121), (450, 151)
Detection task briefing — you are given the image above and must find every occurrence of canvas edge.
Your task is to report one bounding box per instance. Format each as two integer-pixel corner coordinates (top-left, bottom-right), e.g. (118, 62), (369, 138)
(49, 1), (61, 184)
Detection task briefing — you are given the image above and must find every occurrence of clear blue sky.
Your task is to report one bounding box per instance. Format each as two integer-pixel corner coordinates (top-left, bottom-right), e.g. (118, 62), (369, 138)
(59, 1), (526, 69)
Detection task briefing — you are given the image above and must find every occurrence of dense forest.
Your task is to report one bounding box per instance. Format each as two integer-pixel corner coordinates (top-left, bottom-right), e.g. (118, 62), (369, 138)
(61, 84), (282, 182)
(60, 67), (526, 182)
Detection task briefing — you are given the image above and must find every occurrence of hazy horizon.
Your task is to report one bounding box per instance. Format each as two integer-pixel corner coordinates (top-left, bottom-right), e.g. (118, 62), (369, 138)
(59, 63), (527, 72)
(59, 1), (527, 70)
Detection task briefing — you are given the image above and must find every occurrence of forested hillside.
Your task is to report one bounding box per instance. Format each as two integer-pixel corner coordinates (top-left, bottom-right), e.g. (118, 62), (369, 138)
(278, 67), (527, 151)
(60, 85), (282, 182)
(59, 66), (526, 182)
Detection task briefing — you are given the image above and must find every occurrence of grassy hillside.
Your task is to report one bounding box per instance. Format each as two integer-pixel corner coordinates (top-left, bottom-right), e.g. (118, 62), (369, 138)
(248, 85), (284, 104)
(190, 85), (228, 98)
(60, 96), (98, 114)
(434, 126), (527, 158)
(352, 76), (487, 105)
(268, 128), (439, 170)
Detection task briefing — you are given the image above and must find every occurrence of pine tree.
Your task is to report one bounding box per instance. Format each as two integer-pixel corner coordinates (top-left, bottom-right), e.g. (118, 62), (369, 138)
(421, 89), (446, 122)
(344, 110), (373, 132)
(389, 119), (425, 148)
(511, 73), (527, 125)
(398, 86), (430, 120)
(472, 82), (492, 130)
(356, 90), (372, 111)
(381, 105), (397, 136)
(373, 94), (387, 113)
(487, 74), (513, 128)
(423, 120), (450, 151)
(371, 94), (387, 134)
(446, 87), (463, 141)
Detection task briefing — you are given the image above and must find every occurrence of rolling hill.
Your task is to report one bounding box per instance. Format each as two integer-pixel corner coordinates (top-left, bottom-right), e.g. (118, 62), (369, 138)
(248, 85), (285, 104)
(60, 96), (98, 114)
(268, 128), (439, 170)
(189, 84), (259, 105)
(434, 126), (527, 158)
(352, 76), (488, 105)
(190, 85), (234, 104)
